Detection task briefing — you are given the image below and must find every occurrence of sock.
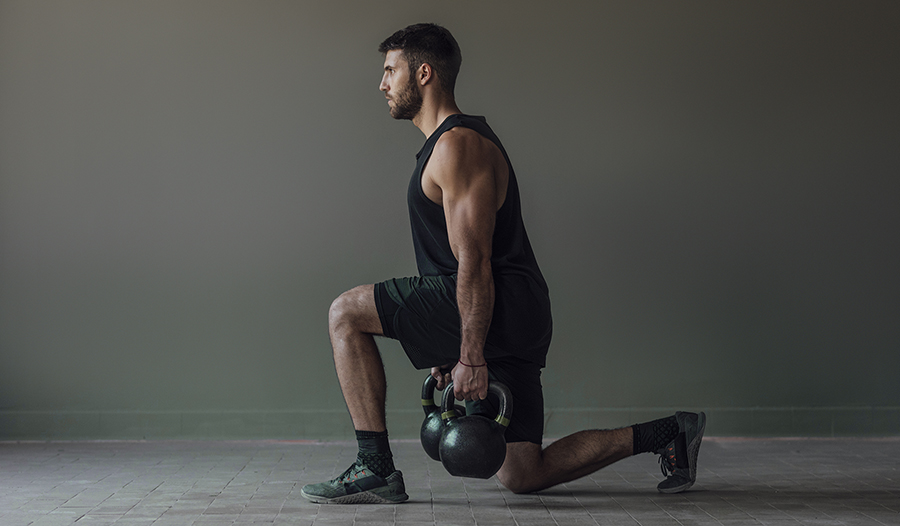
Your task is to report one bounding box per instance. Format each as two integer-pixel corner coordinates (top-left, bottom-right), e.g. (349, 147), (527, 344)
(631, 415), (679, 456)
(355, 430), (395, 478)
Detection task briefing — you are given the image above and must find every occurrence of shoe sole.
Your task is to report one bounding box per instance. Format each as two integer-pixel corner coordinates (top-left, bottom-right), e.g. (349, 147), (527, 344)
(658, 411), (706, 494)
(300, 488), (409, 504)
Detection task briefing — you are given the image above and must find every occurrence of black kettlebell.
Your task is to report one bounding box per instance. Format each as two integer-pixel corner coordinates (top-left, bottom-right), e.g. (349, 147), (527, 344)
(420, 374), (465, 461)
(439, 381), (513, 479)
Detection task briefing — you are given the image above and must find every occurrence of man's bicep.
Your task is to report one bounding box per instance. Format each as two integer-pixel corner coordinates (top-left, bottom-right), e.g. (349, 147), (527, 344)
(440, 168), (497, 261)
(429, 132), (498, 260)
(445, 189), (496, 261)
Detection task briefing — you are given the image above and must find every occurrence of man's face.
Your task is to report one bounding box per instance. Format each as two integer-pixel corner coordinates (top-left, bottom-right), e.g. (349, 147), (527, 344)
(380, 50), (422, 121)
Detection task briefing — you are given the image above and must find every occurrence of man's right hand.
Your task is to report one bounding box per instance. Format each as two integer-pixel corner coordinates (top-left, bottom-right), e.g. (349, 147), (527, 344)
(451, 360), (489, 401)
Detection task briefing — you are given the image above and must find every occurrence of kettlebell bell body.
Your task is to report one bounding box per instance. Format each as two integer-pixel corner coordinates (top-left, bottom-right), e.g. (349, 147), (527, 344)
(420, 374), (465, 461)
(439, 381), (513, 479)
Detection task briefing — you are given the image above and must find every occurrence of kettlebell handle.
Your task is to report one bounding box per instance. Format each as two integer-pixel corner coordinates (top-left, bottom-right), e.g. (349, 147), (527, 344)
(440, 381), (513, 428)
(421, 374), (440, 415)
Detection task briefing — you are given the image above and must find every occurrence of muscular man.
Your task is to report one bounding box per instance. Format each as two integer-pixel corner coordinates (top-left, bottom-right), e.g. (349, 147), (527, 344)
(300, 23), (706, 504)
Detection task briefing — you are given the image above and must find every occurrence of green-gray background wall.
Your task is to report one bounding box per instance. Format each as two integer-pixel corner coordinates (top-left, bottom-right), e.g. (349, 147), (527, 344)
(1, 1), (898, 440)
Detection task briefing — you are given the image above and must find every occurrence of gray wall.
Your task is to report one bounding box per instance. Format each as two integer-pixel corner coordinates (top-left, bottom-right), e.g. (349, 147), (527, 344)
(1, 1), (898, 440)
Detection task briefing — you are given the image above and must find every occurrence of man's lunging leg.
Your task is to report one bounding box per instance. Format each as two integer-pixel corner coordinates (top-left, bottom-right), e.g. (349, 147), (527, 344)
(497, 412), (706, 494)
(300, 285), (409, 504)
(497, 428), (634, 494)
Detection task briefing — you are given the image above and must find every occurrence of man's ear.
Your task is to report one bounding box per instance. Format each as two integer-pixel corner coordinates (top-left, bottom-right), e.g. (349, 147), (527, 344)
(418, 62), (434, 87)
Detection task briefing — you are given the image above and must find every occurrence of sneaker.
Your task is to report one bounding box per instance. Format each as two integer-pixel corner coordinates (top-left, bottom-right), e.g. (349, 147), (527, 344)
(300, 461), (409, 504)
(656, 411), (706, 493)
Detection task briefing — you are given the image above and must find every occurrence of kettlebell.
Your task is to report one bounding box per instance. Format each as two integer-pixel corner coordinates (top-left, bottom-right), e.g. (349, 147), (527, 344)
(439, 381), (513, 479)
(420, 374), (465, 461)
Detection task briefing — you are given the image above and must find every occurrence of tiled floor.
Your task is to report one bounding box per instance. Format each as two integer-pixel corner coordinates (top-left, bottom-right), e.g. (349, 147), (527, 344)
(0, 438), (898, 525)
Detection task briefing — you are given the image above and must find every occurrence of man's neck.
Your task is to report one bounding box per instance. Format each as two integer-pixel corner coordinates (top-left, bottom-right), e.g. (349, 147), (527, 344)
(413, 98), (462, 137)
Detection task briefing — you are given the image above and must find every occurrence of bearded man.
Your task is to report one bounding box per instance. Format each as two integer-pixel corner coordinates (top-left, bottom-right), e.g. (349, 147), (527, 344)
(300, 23), (706, 504)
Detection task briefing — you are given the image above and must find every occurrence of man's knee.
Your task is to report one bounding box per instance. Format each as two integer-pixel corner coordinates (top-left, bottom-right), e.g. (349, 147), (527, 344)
(328, 291), (353, 330)
(496, 442), (542, 494)
(328, 285), (381, 336)
(497, 471), (532, 494)
(497, 467), (541, 494)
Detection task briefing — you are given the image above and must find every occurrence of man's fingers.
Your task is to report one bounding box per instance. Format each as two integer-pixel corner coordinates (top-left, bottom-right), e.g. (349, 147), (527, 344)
(453, 384), (476, 401)
(431, 366), (455, 390)
(453, 384), (487, 402)
(430, 367), (442, 389)
(434, 361), (459, 391)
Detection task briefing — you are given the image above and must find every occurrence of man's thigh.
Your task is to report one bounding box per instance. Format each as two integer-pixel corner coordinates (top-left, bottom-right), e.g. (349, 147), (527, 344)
(374, 275), (462, 369)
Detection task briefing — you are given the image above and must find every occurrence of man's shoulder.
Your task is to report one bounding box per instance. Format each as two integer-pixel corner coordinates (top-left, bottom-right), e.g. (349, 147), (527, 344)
(434, 125), (488, 150)
(430, 126), (497, 169)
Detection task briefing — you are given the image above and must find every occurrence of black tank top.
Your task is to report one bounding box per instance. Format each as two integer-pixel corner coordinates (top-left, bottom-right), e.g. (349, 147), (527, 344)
(407, 114), (552, 365)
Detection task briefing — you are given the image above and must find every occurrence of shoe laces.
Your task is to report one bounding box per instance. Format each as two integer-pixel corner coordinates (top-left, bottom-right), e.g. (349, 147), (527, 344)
(658, 442), (676, 477)
(333, 462), (369, 484)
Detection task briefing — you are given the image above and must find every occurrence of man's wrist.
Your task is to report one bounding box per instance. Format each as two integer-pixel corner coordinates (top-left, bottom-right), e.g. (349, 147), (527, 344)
(459, 359), (487, 368)
(459, 348), (486, 368)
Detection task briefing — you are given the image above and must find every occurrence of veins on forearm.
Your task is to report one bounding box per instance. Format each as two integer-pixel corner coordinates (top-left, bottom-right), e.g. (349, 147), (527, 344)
(457, 256), (493, 363)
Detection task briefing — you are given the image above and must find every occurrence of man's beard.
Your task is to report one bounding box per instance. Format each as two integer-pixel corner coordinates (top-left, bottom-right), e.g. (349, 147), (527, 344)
(389, 77), (423, 120)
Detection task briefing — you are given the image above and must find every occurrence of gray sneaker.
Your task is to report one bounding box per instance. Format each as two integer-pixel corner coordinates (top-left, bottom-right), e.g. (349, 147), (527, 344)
(657, 411), (706, 493)
(300, 461), (409, 504)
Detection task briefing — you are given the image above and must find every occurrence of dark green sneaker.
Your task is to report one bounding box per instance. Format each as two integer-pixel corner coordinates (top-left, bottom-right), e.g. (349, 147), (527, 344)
(300, 461), (409, 504)
(657, 411), (706, 494)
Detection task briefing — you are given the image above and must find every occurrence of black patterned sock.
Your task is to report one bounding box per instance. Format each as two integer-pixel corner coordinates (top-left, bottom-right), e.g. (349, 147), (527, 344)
(631, 415), (680, 455)
(355, 430), (395, 478)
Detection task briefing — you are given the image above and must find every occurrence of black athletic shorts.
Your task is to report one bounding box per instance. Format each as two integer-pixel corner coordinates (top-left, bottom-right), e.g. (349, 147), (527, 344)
(374, 275), (544, 444)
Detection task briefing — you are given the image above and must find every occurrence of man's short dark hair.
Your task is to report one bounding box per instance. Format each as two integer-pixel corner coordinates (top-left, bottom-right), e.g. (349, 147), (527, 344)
(378, 23), (462, 95)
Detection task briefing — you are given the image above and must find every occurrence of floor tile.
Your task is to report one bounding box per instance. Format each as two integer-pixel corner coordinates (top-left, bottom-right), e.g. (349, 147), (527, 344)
(0, 438), (899, 525)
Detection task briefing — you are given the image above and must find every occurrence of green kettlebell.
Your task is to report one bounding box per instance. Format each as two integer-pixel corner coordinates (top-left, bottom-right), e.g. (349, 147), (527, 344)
(420, 374), (465, 461)
(439, 381), (513, 479)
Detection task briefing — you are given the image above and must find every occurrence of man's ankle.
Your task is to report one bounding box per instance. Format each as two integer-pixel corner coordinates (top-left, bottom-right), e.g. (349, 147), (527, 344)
(356, 429), (395, 477)
(631, 415), (679, 455)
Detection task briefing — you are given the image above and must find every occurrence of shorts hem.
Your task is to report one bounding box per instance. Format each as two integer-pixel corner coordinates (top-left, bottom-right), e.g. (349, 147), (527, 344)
(373, 282), (396, 340)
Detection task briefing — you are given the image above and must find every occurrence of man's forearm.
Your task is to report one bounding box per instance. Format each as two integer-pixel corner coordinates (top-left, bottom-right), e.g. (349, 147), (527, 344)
(457, 256), (494, 364)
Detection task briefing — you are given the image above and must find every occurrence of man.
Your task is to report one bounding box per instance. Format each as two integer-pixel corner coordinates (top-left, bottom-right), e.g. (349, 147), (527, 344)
(300, 23), (706, 504)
